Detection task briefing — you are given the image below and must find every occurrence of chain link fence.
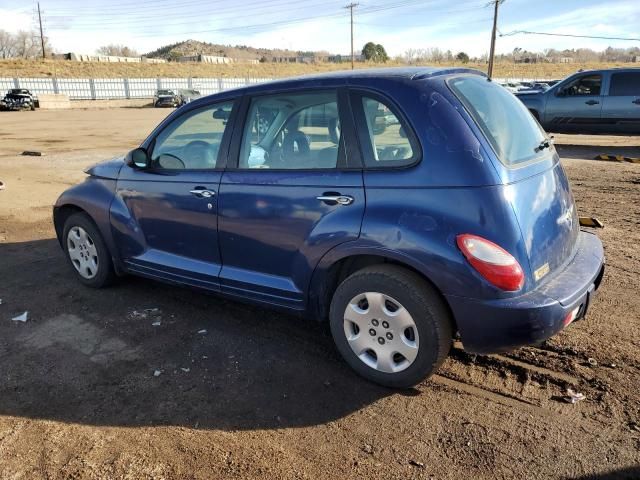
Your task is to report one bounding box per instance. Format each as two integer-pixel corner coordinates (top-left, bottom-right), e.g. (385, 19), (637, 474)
(0, 77), (274, 100)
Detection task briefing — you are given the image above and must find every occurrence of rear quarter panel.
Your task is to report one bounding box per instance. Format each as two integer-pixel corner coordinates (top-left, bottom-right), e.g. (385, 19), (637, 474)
(323, 76), (534, 300)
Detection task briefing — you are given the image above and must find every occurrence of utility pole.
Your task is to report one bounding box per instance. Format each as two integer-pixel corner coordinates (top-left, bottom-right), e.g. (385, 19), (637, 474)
(487, 0), (504, 78)
(37, 2), (46, 60)
(344, 3), (359, 70)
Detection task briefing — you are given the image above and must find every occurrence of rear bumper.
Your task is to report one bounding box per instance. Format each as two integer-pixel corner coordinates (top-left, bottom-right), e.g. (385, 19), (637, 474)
(446, 231), (604, 354)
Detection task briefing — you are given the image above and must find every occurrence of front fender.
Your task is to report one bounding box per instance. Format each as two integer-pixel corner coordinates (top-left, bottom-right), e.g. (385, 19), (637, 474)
(516, 93), (545, 117)
(53, 177), (119, 266)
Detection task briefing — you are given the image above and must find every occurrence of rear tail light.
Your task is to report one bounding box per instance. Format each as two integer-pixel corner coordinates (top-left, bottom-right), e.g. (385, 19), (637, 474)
(563, 306), (581, 327)
(456, 234), (525, 291)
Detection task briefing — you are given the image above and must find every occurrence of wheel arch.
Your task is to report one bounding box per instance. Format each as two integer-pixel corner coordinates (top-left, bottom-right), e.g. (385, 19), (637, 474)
(308, 248), (457, 332)
(53, 204), (88, 245)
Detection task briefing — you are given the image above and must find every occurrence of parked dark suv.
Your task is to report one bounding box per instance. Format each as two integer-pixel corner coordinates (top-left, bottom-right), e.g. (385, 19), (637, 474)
(53, 68), (604, 388)
(516, 68), (640, 134)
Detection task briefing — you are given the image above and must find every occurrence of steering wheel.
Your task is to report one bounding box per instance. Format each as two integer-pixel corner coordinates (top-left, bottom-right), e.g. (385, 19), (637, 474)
(184, 140), (215, 168)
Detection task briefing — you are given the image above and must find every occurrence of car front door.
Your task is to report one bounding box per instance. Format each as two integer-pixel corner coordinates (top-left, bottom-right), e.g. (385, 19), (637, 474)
(601, 71), (640, 134)
(217, 88), (365, 309)
(112, 99), (238, 290)
(544, 73), (603, 132)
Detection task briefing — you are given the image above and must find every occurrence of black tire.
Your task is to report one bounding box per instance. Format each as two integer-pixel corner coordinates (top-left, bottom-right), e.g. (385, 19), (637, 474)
(62, 212), (116, 288)
(329, 265), (453, 388)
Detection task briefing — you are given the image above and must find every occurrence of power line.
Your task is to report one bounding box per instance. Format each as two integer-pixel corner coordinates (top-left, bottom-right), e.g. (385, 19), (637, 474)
(46, 0), (346, 27)
(44, 0), (477, 32)
(500, 30), (640, 42)
(45, 0), (457, 37)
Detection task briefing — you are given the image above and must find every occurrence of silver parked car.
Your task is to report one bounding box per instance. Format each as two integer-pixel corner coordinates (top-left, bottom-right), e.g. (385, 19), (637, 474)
(178, 89), (202, 106)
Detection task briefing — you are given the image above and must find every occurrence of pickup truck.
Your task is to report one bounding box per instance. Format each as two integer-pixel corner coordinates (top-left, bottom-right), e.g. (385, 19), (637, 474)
(515, 68), (640, 134)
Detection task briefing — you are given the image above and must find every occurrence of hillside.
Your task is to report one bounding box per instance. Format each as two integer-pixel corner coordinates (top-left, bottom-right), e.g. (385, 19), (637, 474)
(144, 39), (312, 61)
(0, 58), (633, 80)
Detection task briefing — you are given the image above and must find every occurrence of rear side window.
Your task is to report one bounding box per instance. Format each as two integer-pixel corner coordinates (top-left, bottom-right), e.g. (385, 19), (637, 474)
(609, 72), (640, 96)
(449, 75), (547, 167)
(361, 97), (414, 166)
(352, 92), (419, 168)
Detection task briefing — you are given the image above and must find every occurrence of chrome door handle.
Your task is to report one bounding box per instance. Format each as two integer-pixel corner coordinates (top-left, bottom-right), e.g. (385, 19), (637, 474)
(632, 99), (640, 105)
(190, 189), (215, 198)
(317, 195), (354, 206)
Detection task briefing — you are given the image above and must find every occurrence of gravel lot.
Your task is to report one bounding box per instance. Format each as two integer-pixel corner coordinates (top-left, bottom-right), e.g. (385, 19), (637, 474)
(1, 109), (639, 479)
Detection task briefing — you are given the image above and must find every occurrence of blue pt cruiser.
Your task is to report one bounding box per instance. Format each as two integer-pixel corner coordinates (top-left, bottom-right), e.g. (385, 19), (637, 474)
(53, 68), (605, 388)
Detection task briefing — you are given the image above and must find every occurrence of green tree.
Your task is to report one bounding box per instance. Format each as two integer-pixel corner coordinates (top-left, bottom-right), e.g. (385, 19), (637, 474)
(456, 51), (470, 64)
(375, 44), (389, 62)
(362, 42), (389, 62)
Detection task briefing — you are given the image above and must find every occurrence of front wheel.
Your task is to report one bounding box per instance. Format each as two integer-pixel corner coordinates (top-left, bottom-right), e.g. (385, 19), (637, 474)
(62, 213), (116, 288)
(329, 265), (453, 388)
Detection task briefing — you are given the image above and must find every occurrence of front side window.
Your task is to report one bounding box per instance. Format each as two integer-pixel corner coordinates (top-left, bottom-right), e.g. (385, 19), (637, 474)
(360, 96), (415, 167)
(449, 75), (547, 167)
(151, 101), (234, 170)
(239, 91), (342, 169)
(609, 72), (640, 96)
(560, 75), (602, 96)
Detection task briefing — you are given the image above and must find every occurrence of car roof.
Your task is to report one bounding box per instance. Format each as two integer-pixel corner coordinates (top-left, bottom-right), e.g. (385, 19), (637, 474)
(189, 67), (485, 105)
(570, 67), (640, 75)
(249, 67), (484, 91)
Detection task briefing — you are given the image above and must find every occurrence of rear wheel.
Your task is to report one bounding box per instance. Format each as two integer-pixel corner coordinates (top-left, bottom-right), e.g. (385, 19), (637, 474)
(63, 213), (115, 288)
(329, 265), (453, 388)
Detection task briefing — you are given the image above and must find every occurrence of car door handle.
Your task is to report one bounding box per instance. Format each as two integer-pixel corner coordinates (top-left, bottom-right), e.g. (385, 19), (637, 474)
(189, 188), (215, 198)
(317, 194), (354, 206)
(585, 100), (599, 105)
(632, 99), (640, 105)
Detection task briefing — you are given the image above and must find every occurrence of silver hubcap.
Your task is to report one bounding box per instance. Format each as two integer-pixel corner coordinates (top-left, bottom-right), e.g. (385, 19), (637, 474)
(343, 292), (419, 373)
(67, 226), (99, 279)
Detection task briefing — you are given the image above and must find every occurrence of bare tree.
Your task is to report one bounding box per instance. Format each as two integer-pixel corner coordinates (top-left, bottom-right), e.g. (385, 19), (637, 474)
(14, 31), (39, 58)
(0, 30), (17, 59)
(97, 44), (139, 57)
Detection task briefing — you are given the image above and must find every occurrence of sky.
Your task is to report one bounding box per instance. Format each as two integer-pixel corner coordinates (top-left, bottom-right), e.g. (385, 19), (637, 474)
(0, 0), (639, 57)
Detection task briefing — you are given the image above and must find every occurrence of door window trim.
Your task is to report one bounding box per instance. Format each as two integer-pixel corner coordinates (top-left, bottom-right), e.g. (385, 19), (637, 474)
(226, 87), (363, 171)
(144, 97), (241, 173)
(349, 88), (422, 170)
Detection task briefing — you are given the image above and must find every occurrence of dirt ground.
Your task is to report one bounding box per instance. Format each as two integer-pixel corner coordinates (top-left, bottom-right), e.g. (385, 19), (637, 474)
(0, 108), (639, 480)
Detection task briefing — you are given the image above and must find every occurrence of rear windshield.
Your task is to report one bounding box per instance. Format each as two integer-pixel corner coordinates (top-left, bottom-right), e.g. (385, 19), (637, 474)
(448, 75), (547, 166)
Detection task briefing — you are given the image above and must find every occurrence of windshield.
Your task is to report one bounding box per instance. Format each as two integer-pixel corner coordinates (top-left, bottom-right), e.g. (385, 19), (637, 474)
(448, 75), (547, 166)
(157, 90), (174, 96)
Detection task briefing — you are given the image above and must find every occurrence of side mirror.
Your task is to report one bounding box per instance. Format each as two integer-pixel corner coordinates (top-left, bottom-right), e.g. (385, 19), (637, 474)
(126, 147), (149, 169)
(556, 88), (566, 97)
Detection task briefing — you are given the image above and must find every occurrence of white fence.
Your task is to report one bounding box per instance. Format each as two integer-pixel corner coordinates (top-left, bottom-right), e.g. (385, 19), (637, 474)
(0, 77), (273, 100)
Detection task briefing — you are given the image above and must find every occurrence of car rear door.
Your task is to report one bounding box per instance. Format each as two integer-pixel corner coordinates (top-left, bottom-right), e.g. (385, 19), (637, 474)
(112, 99), (238, 290)
(217, 86), (365, 310)
(601, 71), (640, 134)
(544, 73), (603, 132)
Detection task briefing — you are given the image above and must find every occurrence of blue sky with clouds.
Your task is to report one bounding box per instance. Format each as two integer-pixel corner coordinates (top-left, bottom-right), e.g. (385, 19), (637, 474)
(1, 0), (638, 56)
